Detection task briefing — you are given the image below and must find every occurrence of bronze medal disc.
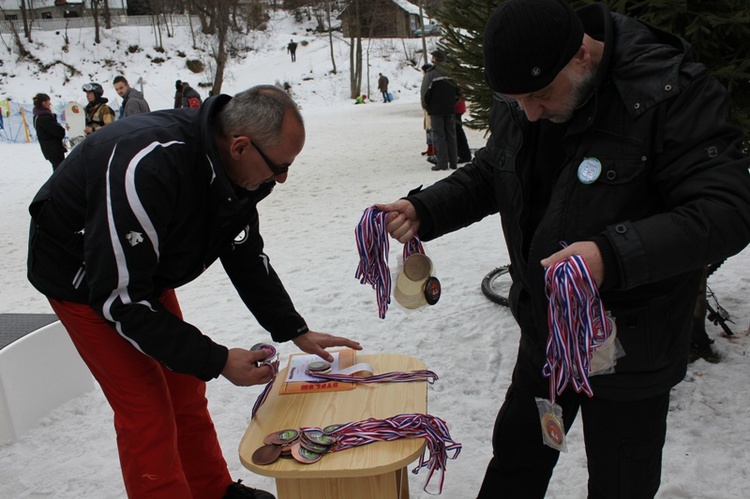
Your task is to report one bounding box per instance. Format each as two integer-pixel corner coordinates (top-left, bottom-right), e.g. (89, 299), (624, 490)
(280, 444), (293, 456)
(300, 439), (329, 454)
(252, 444), (281, 465)
(304, 430), (336, 446)
(291, 441), (323, 464)
(265, 429), (300, 445)
(403, 253), (433, 281)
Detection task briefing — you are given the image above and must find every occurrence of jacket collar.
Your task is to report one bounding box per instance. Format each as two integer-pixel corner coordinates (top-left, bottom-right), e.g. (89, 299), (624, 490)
(577, 2), (691, 118)
(198, 94), (275, 205)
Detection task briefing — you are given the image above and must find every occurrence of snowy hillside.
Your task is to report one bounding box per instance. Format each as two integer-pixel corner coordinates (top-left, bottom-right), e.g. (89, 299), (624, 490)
(1, 10), (431, 112)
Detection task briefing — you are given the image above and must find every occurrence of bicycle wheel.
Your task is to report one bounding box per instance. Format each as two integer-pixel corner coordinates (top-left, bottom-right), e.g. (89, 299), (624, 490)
(481, 265), (511, 307)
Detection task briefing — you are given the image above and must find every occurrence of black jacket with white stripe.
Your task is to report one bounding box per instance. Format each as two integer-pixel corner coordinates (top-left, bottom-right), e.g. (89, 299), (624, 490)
(27, 95), (309, 381)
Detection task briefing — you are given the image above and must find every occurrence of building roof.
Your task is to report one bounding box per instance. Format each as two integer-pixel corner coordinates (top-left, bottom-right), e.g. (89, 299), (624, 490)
(338, 0), (421, 18)
(391, 0), (421, 16)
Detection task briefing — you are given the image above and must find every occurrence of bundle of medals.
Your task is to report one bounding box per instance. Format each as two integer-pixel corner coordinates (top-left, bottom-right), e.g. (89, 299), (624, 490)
(393, 236), (441, 310)
(538, 253), (618, 452)
(252, 413), (461, 494)
(251, 427), (337, 465)
(355, 205), (440, 318)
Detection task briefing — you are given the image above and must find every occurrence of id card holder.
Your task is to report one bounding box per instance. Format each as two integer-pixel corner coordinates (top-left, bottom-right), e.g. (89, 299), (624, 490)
(535, 398), (567, 452)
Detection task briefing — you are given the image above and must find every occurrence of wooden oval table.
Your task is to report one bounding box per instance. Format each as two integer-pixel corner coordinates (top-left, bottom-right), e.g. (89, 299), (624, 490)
(238, 353), (428, 499)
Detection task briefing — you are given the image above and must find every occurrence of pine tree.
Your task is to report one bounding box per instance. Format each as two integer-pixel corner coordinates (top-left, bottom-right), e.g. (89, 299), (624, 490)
(437, 0), (750, 148)
(436, 0), (497, 131)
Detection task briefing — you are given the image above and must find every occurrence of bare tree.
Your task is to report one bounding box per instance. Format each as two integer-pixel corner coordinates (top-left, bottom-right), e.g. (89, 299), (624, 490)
(91, 0), (102, 44)
(103, 0), (112, 30)
(346, 0), (363, 98)
(418, 0), (428, 66)
(314, 0), (337, 74)
(189, 0), (266, 95)
(18, 0), (32, 42)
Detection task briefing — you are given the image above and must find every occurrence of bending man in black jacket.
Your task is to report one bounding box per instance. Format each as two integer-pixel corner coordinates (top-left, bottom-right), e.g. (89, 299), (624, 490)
(378, 1), (750, 497)
(27, 85), (361, 499)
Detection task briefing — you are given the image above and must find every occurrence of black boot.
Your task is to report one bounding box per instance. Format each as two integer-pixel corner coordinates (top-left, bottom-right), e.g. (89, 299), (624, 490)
(224, 479), (275, 499)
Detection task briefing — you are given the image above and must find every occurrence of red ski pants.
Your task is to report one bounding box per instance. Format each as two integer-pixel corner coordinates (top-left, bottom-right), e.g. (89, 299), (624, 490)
(49, 290), (232, 499)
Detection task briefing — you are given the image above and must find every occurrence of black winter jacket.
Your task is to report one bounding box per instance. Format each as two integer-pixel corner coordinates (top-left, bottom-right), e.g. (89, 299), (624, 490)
(28, 95), (309, 381)
(420, 65), (458, 115)
(407, 4), (750, 401)
(33, 110), (66, 164)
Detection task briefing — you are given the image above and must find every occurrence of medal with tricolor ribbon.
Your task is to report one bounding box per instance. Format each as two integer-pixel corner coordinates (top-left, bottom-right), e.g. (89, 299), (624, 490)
(538, 252), (617, 451)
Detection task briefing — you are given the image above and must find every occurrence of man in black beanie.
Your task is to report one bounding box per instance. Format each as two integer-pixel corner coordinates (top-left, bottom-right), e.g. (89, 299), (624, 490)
(376, 0), (750, 497)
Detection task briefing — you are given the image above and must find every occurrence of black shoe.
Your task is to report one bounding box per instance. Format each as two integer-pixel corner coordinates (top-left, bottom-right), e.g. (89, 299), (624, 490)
(688, 342), (720, 364)
(431, 165), (448, 171)
(449, 164), (457, 169)
(426, 155), (438, 164)
(224, 479), (276, 499)
(458, 157), (472, 163)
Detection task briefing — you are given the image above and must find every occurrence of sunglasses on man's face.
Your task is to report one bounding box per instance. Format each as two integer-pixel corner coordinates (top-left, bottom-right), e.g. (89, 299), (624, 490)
(251, 141), (290, 176)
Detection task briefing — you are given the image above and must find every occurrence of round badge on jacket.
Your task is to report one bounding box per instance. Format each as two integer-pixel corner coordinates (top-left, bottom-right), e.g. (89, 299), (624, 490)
(577, 157), (602, 184)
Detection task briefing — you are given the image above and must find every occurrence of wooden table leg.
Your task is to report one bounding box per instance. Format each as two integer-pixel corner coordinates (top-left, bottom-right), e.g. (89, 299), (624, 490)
(397, 466), (410, 499)
(276, 469), (408, 499)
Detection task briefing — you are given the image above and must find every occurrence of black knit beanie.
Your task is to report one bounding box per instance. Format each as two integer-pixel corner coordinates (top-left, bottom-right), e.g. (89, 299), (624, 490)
(483, 0), (584, 94)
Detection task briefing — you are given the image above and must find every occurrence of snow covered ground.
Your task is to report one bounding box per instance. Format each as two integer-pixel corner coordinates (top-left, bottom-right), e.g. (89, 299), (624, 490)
(1, 10), (749, 499)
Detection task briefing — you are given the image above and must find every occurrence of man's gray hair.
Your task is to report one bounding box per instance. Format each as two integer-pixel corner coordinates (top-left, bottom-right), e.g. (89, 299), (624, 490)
(216, 85), (303, 148)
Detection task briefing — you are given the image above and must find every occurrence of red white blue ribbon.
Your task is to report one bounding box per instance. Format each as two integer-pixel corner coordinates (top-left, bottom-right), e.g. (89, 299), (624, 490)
(355, 206), (392, 319)
(305, 369), (439, 385)
(251, 358), (280, 419)
(307, 413), (461, 494)
(543, 254), (612, 403)
(403, 235), (426, 261)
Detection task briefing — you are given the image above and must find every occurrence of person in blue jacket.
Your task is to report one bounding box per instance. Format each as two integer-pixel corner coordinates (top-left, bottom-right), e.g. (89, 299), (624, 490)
(27, 85), (361, 499)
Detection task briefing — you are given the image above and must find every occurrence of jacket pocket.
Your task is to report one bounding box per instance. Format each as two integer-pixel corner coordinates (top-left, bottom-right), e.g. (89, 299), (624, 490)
(571, 156), (657, 238)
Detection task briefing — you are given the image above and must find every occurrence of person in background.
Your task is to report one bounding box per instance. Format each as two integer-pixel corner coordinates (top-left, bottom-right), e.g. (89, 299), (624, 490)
(32, 92), (66, 170)
(27, 85), (362, 499)
(174, 80), (184, 109)
(113, 76), (150, 119)
(181, 81), (203, 109)
(420, 64), (437, 164)
(455, 92), (472, 163)
(82, 82), (115, 135)
(377, 0), (750, 497)
(287, 39), (298, 62)
(378, 73), (391, 103)
(421, 50), (459, 171)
